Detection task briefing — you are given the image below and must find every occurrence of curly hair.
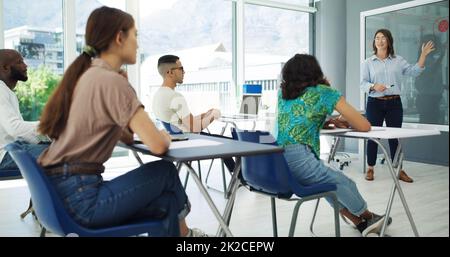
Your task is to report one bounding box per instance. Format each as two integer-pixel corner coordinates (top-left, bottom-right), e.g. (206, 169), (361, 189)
(280, 54), (330, 100)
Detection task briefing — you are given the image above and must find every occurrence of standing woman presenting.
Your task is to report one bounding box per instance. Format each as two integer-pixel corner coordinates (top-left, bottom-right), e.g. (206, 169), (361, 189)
(361, 28), (435, 182)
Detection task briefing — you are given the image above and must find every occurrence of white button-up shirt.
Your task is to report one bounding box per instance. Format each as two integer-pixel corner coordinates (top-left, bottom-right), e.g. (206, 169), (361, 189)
(0, 80), (40, 163)
(360, 54), (425, 98)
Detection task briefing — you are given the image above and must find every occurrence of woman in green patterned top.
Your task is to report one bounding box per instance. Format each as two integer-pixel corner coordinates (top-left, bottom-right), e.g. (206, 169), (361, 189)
(277, 54), (390, 236)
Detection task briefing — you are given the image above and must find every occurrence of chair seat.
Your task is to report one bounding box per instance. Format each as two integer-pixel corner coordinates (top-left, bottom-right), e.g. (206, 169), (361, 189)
(291, 182), (337, 198)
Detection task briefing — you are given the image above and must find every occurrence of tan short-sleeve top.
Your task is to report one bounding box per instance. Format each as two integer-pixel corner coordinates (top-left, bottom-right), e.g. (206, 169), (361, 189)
(38, 59), (143, 173)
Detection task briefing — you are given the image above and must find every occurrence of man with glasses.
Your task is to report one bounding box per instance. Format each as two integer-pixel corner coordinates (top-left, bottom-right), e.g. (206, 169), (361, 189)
(152, 55), (220, 133)
(152, 54), (235, 173)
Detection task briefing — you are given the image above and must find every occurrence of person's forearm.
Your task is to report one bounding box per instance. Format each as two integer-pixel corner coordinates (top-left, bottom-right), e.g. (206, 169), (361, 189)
(417, 53), (427, 68)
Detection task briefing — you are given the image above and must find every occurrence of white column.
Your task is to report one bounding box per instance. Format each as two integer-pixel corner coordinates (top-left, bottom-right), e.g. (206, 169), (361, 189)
(236, 0), (245, 105)
(126, 0), (140, 97)
(63, 0), (77, 71)
(0, 0), (4, 49)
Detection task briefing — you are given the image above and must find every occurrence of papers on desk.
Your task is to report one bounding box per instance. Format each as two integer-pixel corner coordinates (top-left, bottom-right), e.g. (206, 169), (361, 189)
(220, 114), (258, 120)
(169, 139), (223, 149)
(320, 127), (385, 134)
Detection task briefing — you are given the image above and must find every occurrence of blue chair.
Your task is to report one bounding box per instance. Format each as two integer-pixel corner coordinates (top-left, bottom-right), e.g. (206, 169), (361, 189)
(159, 120), (183, 135)
(5, 142), (176, 237)
(233, 129), (340, 237)
(0, 169), (22, 180)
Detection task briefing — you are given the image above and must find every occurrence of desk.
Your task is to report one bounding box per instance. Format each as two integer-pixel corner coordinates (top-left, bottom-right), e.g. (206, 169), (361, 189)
(119, 133), (283, 237)
(321, 126), (440, 236)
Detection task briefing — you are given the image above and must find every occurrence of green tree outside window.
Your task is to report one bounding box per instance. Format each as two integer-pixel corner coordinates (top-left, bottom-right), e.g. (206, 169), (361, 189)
(15, 66), (61, 121)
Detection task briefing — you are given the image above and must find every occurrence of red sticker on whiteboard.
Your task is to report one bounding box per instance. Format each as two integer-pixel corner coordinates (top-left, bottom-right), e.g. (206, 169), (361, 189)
(438, 19), (448, 32)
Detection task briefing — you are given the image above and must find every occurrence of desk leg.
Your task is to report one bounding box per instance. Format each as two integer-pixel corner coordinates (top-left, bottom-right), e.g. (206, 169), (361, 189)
(220, 122), (229, 136)
(182, 162), (234, 237)
(217, 158), (242, 237)
(327, 137), (340, 164)
(371, 139), (419, 237)
(363, 139), (367, 174)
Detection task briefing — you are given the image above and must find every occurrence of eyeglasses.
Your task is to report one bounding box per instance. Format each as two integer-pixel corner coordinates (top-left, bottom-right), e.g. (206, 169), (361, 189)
(171, 66), (184, 72)
(375, 37), (387, 42)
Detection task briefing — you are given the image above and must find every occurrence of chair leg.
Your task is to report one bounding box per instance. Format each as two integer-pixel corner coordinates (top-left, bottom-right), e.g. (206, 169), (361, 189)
(220, 160), (227, 199)
(309, 199), (320, 237)
(197, 160), (202, 182)
(289, 200), (304, 237)
(205, 159), (215, 185)
(205, 159), (229, 199)
(270, 197), (278, 237)
(183, 169), (190, 189)
(181, 161), (191, 189)
(331, 194), (341, 237)
(40, 227), (47, 237)
(20, 198), (33, 219)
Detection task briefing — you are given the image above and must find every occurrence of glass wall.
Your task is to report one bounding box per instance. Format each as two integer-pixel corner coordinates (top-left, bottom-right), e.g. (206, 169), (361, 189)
(75, 0), (126, 54)
(364, 0), (449, 126)
(2, 0), (63, 121)
(138, 0), (233, 116)
(244, 4), (311, 114)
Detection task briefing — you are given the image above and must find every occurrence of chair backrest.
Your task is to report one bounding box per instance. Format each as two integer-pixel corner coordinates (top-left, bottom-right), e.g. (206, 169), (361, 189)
(5, 143), (174, 237)
(159, 120), (183, 135)
(233, 130), (293, 198)
(5, 143), (77, 236)
(239, 94), (261, 115)
(233, 129), (337, 198)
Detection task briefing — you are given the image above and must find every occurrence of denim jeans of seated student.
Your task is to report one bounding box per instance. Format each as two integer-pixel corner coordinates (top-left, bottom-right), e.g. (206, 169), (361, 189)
(284, 144), (368, 216)
(48, 160), (190, 235)
(0, 140), (49, 171)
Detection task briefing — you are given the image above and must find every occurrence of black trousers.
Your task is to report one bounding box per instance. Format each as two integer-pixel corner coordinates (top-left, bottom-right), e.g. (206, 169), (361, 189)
(366, 97), (403, 166)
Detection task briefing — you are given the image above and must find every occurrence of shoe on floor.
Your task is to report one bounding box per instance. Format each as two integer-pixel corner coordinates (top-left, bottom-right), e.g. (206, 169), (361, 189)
(342, 212), (392, 230)
(365, 168), (374, 181)
(398, 170), (413, 183)
(372, 213), (392, 226)
(356, 214), (386, 237)
(185, 228), (212, 237)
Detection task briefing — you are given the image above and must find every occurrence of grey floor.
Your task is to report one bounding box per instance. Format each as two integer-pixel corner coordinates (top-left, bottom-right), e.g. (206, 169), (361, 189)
(0, 152), (448, 237)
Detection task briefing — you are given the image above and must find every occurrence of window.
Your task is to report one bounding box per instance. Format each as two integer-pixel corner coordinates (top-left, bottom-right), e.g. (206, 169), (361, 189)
(75, 0), (126, 54)
(3, 0), (63, 121)
(138, 0), (233, 116)
(244, 4), (311, 114)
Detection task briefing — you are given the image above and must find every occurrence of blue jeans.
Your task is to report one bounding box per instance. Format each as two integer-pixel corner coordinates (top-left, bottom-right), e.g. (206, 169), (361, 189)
(48, 160), (190, 235)
(366, 97), (403, 166)
(284, 144), (367, 216)
(0, 140), (49, 172)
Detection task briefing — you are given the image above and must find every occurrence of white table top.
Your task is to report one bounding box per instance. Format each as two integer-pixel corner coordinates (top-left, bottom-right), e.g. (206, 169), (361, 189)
(320, 126), (441, 139)
(219, 113), (276, 121)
